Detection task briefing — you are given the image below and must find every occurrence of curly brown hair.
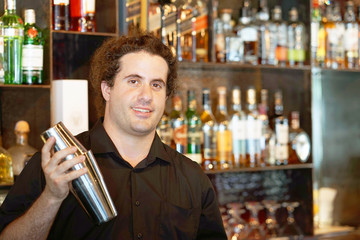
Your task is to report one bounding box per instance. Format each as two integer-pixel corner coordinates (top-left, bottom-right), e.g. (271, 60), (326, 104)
(89, 32), (178, 116)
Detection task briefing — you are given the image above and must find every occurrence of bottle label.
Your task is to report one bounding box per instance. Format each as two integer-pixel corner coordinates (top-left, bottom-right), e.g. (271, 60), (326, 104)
(344, 27), (358, 52)
(3, 28), (24, 37)
(86, 0), (96, 13)
(203, 127), (216, 159)
(54, 0), (69, 5)
(240, 27), (257, 41)
(22, 45), (43, 70)
(232, 119), (246, 140)
(185, 153), (202, 164)
(217, 130), (232, 152)
(276, 123), (289, 144)
(275, 144), (288, 160)
(173, 124), (187, 148)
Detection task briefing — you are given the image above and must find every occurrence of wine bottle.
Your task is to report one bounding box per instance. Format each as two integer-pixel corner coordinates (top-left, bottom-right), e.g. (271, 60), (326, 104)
(0, 0), (24, 84)
(22, 9), (44, 84)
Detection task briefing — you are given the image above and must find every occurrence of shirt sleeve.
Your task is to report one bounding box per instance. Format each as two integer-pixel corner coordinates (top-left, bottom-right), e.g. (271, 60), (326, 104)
(196, 175), (227, 240)
(0, 152), (45, 232)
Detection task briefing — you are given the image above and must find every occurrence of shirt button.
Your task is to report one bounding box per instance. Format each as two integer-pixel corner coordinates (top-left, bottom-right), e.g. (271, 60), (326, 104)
(137, 233), (143, 238)
(135, 200), (140, 206)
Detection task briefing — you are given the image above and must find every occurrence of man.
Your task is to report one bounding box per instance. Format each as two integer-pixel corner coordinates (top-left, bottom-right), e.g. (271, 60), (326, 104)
(0, 33), (227, 239)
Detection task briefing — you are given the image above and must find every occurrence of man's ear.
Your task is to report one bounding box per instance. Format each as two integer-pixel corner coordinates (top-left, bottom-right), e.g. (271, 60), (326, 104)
(101, 81), (111, 101)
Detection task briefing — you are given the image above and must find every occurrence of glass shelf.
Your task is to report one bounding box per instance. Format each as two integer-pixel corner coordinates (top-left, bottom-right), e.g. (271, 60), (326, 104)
(0, 84), (50, 89)
(178, 61), (312, 71)
(51, 30), (118, 37)
(204, 163), (313, 174)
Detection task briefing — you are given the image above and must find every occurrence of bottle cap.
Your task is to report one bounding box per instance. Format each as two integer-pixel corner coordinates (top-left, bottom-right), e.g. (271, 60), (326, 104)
(15, 120), (30, 133)
(24, 9), (36, 24)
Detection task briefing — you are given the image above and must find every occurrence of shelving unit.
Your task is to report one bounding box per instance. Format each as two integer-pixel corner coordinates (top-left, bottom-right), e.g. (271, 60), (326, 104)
(4, 0), (360, 235)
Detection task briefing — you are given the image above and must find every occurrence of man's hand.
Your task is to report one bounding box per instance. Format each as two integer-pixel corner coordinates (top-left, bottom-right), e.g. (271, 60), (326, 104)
(41, 137), (88, 202)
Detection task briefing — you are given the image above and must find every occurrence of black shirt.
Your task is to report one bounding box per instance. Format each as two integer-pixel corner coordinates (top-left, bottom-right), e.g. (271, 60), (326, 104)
(0, 119), (226, 240)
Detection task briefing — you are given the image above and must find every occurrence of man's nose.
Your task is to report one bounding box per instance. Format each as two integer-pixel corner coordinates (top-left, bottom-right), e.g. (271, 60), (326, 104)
(138, 84), (153, 103)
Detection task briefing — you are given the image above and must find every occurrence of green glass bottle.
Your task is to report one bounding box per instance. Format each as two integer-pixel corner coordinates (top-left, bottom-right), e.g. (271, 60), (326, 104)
(185, 89), (202, 165)
(22, 9), (44, 84)
(0, 0), (24, 84)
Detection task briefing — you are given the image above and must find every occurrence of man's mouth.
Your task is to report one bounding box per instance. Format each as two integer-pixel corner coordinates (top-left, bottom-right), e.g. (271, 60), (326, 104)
(132, 107), (151, 113)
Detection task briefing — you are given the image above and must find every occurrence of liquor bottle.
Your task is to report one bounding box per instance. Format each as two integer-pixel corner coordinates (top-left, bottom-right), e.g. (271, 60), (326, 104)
(214, 8), (225, 63)
(0, 134), (13, 184)
(0, 0), (24, 85)
(219, 8), (234, 62)
(344, 0), (358, 69)
(311, 0), (325, 67)
(323, 3), (335, 68)
(156, 113), (172, 146)
(287, 7), (306, 67)
(185, 89), (202, 164)
(258, 89), (275, 166)
(53, 0), (70, 30)
(7, 120), (37, 177)
(70, 0), (96, 32)
(229, 86), (246, 168)
(256, 0), (270, 65)
(215, 86), (232, 169)
(236, 0), (258, 65)
(169, 91), (187, 154)
(271, 5), (287, 67)
(195, 2), (209, 62)
(22, 9), (44, 84)
(273, 90), (289, 165)
(244, 86), (262, 167)
(200, 88), (217, 170)
(288, 111), (311, 164)
(333, 2), (345, 69)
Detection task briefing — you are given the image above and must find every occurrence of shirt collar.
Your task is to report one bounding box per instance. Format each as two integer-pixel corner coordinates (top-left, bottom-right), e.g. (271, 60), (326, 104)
(89, 118), (172, 164)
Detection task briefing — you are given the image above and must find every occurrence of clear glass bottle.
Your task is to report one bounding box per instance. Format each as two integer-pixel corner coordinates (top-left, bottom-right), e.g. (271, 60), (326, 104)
(185, 89), (202, 164)
(244, 86), (262, 167)
(229, 86), (246, 168)
(7, 120), (37, 177)
(236, 0), (258, 65)
(0, 0), (24, 85)
(287, 7), (306, 67)
(0, 134), (13, 184)
(311, 0), (325, 67)
(288, 111), (311, 164)
(333, 2), (345, 69)
(324, 3), (336, 68)
(215, 86), (232, 169)
(255, 0), (270, 65)
(272, 90), (289, 165)
(271, 5), (287, 67)
(344, 0), (358, 69)
(258, 89), (275, 166)
(169, 91), (187, 154)
(200, 88), (217, 170)
(218, 8), (233, 63)
(22, 9), (44, 84)
(53, 0), (70, 30)
(156, 113), (172, 146)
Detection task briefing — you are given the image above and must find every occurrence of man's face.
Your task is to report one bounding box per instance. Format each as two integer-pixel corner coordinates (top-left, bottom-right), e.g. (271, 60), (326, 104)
(101, 51), (168, 137)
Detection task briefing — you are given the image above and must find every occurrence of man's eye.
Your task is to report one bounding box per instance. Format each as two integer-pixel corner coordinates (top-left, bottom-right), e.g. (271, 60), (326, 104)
(128, 79), (139, 85)
(152, 81), (165, 89)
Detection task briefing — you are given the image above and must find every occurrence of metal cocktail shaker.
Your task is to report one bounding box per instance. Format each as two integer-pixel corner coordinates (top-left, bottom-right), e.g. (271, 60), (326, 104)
(40, 122), (117, 224)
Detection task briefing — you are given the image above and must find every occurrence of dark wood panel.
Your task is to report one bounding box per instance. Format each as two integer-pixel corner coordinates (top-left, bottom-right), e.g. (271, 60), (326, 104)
(0, 88), (50, 150)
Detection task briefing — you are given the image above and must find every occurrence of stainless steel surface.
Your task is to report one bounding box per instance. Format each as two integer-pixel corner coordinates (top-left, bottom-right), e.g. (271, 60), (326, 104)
(41, 122), (117, 224)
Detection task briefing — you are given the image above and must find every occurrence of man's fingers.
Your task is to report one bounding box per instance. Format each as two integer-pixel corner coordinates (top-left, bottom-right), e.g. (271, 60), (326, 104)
(57, 155), (86, 174)
(41, 137), (56, 166)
